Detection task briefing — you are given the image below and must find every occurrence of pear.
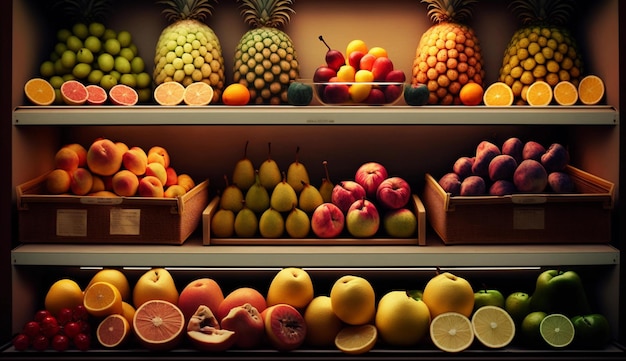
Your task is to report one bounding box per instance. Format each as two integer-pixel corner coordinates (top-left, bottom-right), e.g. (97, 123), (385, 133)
(286, 146), (310, 193)
(232, 140), (255, 191)
(258, 142), (281, 191)
(245, 170), (270, 214)
(319, 160), (334, 203)
(285, 206), (311, 238)
(298, 181), (324, 214)
(259, 208), (285, 238)
(270, 172), (298, 213)
(234, 204), (259, 238)
(219, 175), (244, 212)
(211, 208), (235, 238)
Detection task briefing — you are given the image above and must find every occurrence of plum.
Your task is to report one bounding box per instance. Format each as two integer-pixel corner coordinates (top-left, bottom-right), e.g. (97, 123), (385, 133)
(522, 141), (546, 161)
(488, 154), (518, 181)
(489, 180), (517, 196)
(502, 137), (523, 164)
(514, 159), (548, 193)
(541, 143), (570, 172)
(548, 171), (576, 193)
(453, 156), (474, 179)
(472, 147), (500, 178)
(460, 175), (486, 196)
(438, 173), (461, 196)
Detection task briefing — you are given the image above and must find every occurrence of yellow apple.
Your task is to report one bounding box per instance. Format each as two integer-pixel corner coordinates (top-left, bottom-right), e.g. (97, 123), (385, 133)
(266, 267), (314, 310)
(375, 290), (431, 346)
(132, 268), (179, 308)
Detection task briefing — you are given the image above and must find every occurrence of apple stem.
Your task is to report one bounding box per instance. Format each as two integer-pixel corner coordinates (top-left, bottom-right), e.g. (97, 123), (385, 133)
(482, 283), (488, 292)
(318, 35), (331, 51)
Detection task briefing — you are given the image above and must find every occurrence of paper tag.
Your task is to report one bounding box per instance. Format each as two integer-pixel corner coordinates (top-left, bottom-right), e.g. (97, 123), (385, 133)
(56, 209), (87, 237)
(110, 209), (141, 235)
(513, 207), (545, 230)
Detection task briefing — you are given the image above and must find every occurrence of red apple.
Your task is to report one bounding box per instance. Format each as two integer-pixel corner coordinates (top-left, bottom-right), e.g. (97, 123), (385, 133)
(311, 203), (345, 238)
(355, 162), (388, 199)
(313, 66), (337, 83)
(331, 180), (366, 213)
(220, 303), (264, 349)
(366, 88), (386, 104)
(178, 278), (225, 323)
(376, 176), (412, 209)
(323, 83), (350, 104)
(372, 57), (394, 81)
(385, 69), (406, 83)
(216, 287), (267, 322)
(346, 198), (380, 238)
(137, 175), (164, 197)
(348, 50), (365, 70)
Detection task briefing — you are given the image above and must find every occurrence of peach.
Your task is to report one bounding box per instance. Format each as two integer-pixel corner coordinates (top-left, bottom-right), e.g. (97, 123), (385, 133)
(137, 175), (164, 197)
(514, 159), (548, 193)
(488, 154), (518, 181)
(112, 170), (139, 196)
(69, 168), (94, 196)
(63, 143), (88, 167)
(90, 175), (106, 193)
(489, 180), (517, 196)
(217, 287), (267, 322)
(122, 146), (148, 175)
(164, 185), (187, 198)
(88, 190), (118, 197)
(453, 156), (474, 179)
(165, 167), (178, 187)
(220, 303), (265, 349)
(472, 141), (500, 178)
(438, 172), (462, 196)
(115, 142), (129, 154)
(46, 169), (71, 194)
(522, 141), (546, 161)
(548, 171), (576, 193)
(187, 305), (236, 352)
(148, 146), (170, 168)
(502, 137), (523, 164)
(541, 143), (570, 172)
(87, 138), (123, 176)
(460, 175), (486, 195)
(178, 278), (224, 322)
(145, 162), (168, 185)
(177, 174), (196, 191)
(54, 147), (80, 171)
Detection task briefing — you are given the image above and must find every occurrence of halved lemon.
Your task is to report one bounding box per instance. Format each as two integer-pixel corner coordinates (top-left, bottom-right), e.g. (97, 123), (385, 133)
(335, 324), (377, 355)
(430, 312), (474, 352)
(471, 305), (516, 348)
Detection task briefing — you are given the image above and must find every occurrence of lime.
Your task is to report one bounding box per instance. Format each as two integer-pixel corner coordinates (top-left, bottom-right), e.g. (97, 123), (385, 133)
(88, 22), (106, 37)
(87, 69), (105, 85)
(109, 71), (121, 81)
(72, 23), (89, 39)
(84, 36), (102, 54)
(521, 311), (547, 347)
(72, 63), (92, 79)
(57, 28), (72, 42)
(60, 50), (77, 69)
(135, 72), (152, 89)
(104, 38), (121, 56)
(119, 48), (135, 62)
(102, 28), (117, 41)
(114, 57), (131, 74)
(66, 35), (83, 52)
(471, 305), (516, 349)
(76, 48), (94, 64)
(100, 74), (118, 91)
(430, 312), (475, 352)
(119, 74), (137, 88)
(540, 314), (575, 348)
(54, 42), (68, 56)
(40, 61), (56, 78)
(49, 75), (65, 89)
(97, 53), (115, 72)
(137, 88), (152, 103)
(117, 30), (132, 48)
(131, 57), (145, 73)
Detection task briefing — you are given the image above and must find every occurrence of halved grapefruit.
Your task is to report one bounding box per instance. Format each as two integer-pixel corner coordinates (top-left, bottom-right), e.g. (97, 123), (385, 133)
(132, 299), (185, 351)
(60, 80), (88, 105)
(109, 84), (138, 106)
(86, 85), (108, 105)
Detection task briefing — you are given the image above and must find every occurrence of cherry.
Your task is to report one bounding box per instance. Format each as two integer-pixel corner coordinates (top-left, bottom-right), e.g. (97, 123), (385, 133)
(40, 316), (60, 338)
(63, 321), (81, 339)
(73, 305), (89, 322)
(73, 333), (90, 351)
(22, 320), (40, 338)
(31, 334), (49, 351)
(12, 334), (30, 351)
(57, 307), (74, 325)
(34, 309), (51, 323)
(52, 334), (70, 351)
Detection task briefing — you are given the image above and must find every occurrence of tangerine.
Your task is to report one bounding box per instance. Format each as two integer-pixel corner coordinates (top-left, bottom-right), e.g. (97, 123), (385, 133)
(459, 82), (484, 106)
(24, 78), (56, 106)
(83, 281), (124, 317)
(526, 81), (553, 106)
(553, 81), (578, 106)
(483, 82), (514, 106)
(222, 83), (250, 105)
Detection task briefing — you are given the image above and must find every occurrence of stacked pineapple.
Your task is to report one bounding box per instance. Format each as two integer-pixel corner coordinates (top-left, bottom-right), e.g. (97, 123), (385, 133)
(412, 0), (485, 105)
(153, 0), (225, 103)
(233, 0), (300, 105)
(498, 0), (583, 104)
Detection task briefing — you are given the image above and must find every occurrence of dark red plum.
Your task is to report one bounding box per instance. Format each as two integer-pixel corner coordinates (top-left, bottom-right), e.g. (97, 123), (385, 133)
(476, 140), (500, 155)
(489, 180), (517, 196)
(548, 171), (576, 193)
(438, 172), (461, 196)
(460, 175), (486, 196)
(472, 145), (500, 178)
(541, 143), (570, 172)
(453, 156), (474, 179)
(384, 84), (403, 103)
(514, 159), (548, 193)
(502, 137), (523, 164)
(488, 154), (518, 181)
(522, 141), (546, 161)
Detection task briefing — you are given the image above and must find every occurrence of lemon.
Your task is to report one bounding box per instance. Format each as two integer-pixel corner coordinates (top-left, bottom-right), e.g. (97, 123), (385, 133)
(335, 324), (377, 355)
(471, 305), (516, 348)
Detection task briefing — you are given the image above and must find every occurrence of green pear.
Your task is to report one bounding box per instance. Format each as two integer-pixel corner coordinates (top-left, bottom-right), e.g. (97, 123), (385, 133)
(286, 146), (310, 193)
(244, 170), (270, 213)
(259, 208), (285, 238)
(258, 142), (281, 190)
(529, 269), (591, 317)
(232, 140), (255, 191)
(319, 160), (334, 203)
(285, 206), (311, 238)
(219, 175), (244, 212)
(234, 204), (258, 237)
(211, 208), (235, 238)
(270, 172), (298, 213)
(298, 181), (324, 214)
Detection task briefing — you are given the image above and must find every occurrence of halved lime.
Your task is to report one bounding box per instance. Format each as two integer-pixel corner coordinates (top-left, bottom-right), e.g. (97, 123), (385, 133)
(540, 313), (575, 348)
(430, 312), (474, 352)
(471, 305), (516, 348)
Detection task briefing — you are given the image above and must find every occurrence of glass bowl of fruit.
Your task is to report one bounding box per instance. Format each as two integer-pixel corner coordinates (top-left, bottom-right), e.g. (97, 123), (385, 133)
(313, 81), (405, 106)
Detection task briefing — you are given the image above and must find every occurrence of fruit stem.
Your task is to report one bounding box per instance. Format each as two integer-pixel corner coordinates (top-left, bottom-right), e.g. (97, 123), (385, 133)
(319, 35), (331, 51)
(223, 174), (229, 187)
(295, 145), (301, 165)
(323, 160), (331, 182)
(267, 142), (273, 161)
(243, 140), (249, 159)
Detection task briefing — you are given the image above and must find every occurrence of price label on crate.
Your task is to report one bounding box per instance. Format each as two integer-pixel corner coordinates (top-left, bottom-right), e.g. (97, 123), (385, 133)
(109, 209), (141, 235)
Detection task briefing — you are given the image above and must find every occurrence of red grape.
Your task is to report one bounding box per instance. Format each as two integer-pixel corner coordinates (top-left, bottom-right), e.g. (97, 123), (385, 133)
(52, 334), (70, 351)
(57, 307), (74, 325)
(40, 316), (60, 338)
(12, 334), (30, 351)
(73, 333), (90, 351)
(63, 321), (81, 339)
(31, 334), (49, 351)
(22, 321), (40, 338)
(73, 305), (89, 321)
(34, 309), (51, 323)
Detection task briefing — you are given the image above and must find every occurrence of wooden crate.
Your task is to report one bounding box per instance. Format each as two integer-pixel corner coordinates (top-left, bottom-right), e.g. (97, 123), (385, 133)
(16, 173), (209, 245)
(422, 165), (614, 245)
(203, 194), (426, 246)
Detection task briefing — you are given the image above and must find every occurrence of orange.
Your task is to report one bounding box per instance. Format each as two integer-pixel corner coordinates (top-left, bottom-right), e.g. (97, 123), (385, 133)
(96, 314), (131, 348)
(183, 82), (214, 106)
(459, 82), (484, 106)
(553, 81), (578, 106)
(83, 281), (124, 317)
(87, 269), (131, 302)
(44, 279), (84, 317)
(109, 84), (138, 106)
(483, 82), (514, 106)
(222, 83), (250, 105)
(24, 78), (55, 105)
(526, 81), (553, 106)
(578, 75), (605, 105)
(422, 272), (474, 318)
(133, 299), (185, 351)
(121, 301), (136, 327)
(430, 312), (474, 352)
(335, 324), (377, 355)
(154, 81), (185, 106)
(60, 80), (89, 105)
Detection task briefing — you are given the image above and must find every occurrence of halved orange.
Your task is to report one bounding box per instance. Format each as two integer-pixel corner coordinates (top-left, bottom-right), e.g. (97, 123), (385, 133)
(133, 299), (185, 351)
(24, 78), (56, 106)
(97, 314), (131, 348)
(526, 81), (553, 106)
(183, 82), (214, 106)
(578, 75), (605, 105)
(483, 82), (514, 106)
(83, 281), (123, 317)
(553, 81), (578, 106)
(154, 81), (185, 106)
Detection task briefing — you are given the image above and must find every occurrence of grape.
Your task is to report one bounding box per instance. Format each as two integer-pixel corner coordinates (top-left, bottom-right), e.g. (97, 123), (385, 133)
(40, 316), (60, 338)
(12, 334), (30, 351)
(34, 310), (51, 323)
(52, 334), (70, 351)
(73, 333), (91, 351)
(32, 335), (49, 351)
(57, 307), (74, 325)
(63, 321), (81, 338)
(22, 321), (40, 338)
(72, 305), (89, 322)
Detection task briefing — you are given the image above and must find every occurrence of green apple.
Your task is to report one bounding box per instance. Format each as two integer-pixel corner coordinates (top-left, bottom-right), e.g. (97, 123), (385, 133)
(474, 288), (505, 311)
(530, 269), (590, 317)
(520, 311), (547, 347)
(504, 291), (531, 325)
(571, 314), (611, 349)
(383, 208), (417, 238)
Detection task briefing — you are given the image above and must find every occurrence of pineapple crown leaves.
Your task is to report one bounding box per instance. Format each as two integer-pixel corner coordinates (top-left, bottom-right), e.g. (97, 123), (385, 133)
(237, 0), (295, 28)
(52, 0), (112, 23)
(422, 0), (478, 24)
(510, 0), (576, 26)
(158, 0), (217, 23)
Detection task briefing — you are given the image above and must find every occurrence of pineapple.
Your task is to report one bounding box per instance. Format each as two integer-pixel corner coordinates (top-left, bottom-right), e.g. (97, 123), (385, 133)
(233, 0), (300, 105)
(498, 0), (582, 105)
(412, 0), (485, 105)
(154, 0), (225, 103)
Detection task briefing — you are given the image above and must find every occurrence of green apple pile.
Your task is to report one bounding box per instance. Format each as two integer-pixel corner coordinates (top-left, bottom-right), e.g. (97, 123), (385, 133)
(38, 22), (152, 104)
